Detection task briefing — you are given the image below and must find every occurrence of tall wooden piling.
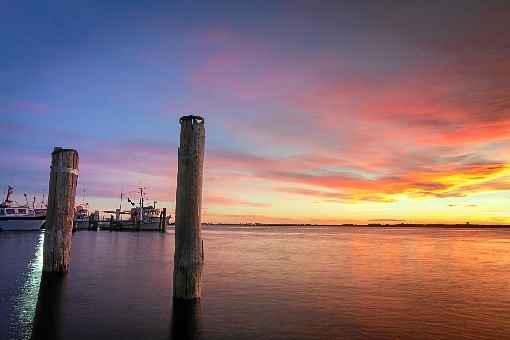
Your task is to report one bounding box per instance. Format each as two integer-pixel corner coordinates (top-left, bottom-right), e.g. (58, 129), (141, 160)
(173, 115), (205, 300)
(43, 147), (79, 274)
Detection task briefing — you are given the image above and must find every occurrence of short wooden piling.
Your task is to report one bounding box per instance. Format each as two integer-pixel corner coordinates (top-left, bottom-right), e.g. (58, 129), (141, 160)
(43, 147), (79, 274)
(94, 210), (100, 229)
(173, 115), (205, 300)
(160, 207), (167, 232)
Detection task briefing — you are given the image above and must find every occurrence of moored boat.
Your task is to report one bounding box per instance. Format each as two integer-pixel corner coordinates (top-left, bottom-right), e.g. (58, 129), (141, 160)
(0, 187), (46, 231)
(74, 204), (90, 229)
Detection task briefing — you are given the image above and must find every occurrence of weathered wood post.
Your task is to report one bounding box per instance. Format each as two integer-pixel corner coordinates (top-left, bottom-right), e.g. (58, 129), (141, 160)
(43, 147), (79, 274)
(94, 210), (100, 230)
(160, 207), (167, 232)
(173, 115), (205, 300)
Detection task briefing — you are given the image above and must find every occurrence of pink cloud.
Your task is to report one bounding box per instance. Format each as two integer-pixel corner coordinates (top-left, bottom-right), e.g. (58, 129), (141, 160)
(205, 195), (271, 208)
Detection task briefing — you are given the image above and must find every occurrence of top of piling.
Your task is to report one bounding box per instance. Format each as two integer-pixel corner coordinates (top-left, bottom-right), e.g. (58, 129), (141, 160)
(52, 147), (78, 155)
(180, 115), (204, 124)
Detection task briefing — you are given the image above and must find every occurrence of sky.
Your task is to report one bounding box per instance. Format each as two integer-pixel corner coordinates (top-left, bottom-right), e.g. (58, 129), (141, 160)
(1, 0), (509, 224)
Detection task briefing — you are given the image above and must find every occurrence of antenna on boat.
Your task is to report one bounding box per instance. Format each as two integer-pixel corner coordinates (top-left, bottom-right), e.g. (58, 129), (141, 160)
(24, 193), (29, 207)
(4, 186), (14, 205)
(138, 186), (147, 221)
(81, 188), (87, 205)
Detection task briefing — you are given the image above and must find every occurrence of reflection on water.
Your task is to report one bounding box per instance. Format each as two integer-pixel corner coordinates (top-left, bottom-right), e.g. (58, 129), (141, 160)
(2, 227), (510, 339)
(11, 233), (44, 340)
(170, 300), (202, 340)
(31, 273), (66, 340)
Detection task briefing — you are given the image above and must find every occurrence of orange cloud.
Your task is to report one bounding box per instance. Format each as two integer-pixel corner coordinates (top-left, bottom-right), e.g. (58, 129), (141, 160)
(272, 162), (510, 202)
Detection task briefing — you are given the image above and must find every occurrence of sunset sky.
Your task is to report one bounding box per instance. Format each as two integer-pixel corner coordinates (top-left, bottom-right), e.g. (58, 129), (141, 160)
(1, 1), (509, 224)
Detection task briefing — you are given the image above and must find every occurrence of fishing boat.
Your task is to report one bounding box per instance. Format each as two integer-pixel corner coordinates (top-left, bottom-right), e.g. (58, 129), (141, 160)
(74, 204), (90, 229)
(99, 190), (171, 231)
(0, 186), (46, 231)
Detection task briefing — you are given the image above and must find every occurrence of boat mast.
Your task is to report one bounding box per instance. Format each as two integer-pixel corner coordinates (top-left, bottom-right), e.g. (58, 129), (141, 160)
(139, 187), (144, 221)
(3, 186), (14, 206)
(81, 188), (87, 205)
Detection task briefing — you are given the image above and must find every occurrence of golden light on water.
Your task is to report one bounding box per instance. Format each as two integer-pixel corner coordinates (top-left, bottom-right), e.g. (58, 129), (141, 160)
(15, 232), (44, 340)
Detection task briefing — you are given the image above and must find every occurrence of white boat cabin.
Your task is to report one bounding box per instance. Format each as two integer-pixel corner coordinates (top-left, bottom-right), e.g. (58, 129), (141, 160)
(0, 207), (37, 217)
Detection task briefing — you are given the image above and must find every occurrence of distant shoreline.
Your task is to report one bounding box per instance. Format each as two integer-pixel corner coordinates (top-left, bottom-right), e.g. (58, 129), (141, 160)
(201, 223), (510, 229)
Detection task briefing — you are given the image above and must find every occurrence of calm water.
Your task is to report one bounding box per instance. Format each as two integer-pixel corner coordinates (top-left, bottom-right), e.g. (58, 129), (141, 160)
(1, 226), (510, 340)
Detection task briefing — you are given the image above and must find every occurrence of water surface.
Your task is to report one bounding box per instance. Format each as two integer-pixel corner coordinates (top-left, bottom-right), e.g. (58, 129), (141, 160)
(1, 226), (510, 339)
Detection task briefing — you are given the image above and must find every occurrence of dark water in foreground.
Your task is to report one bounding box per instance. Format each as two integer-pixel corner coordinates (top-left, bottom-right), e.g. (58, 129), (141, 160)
(1, 226), (510, 340)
